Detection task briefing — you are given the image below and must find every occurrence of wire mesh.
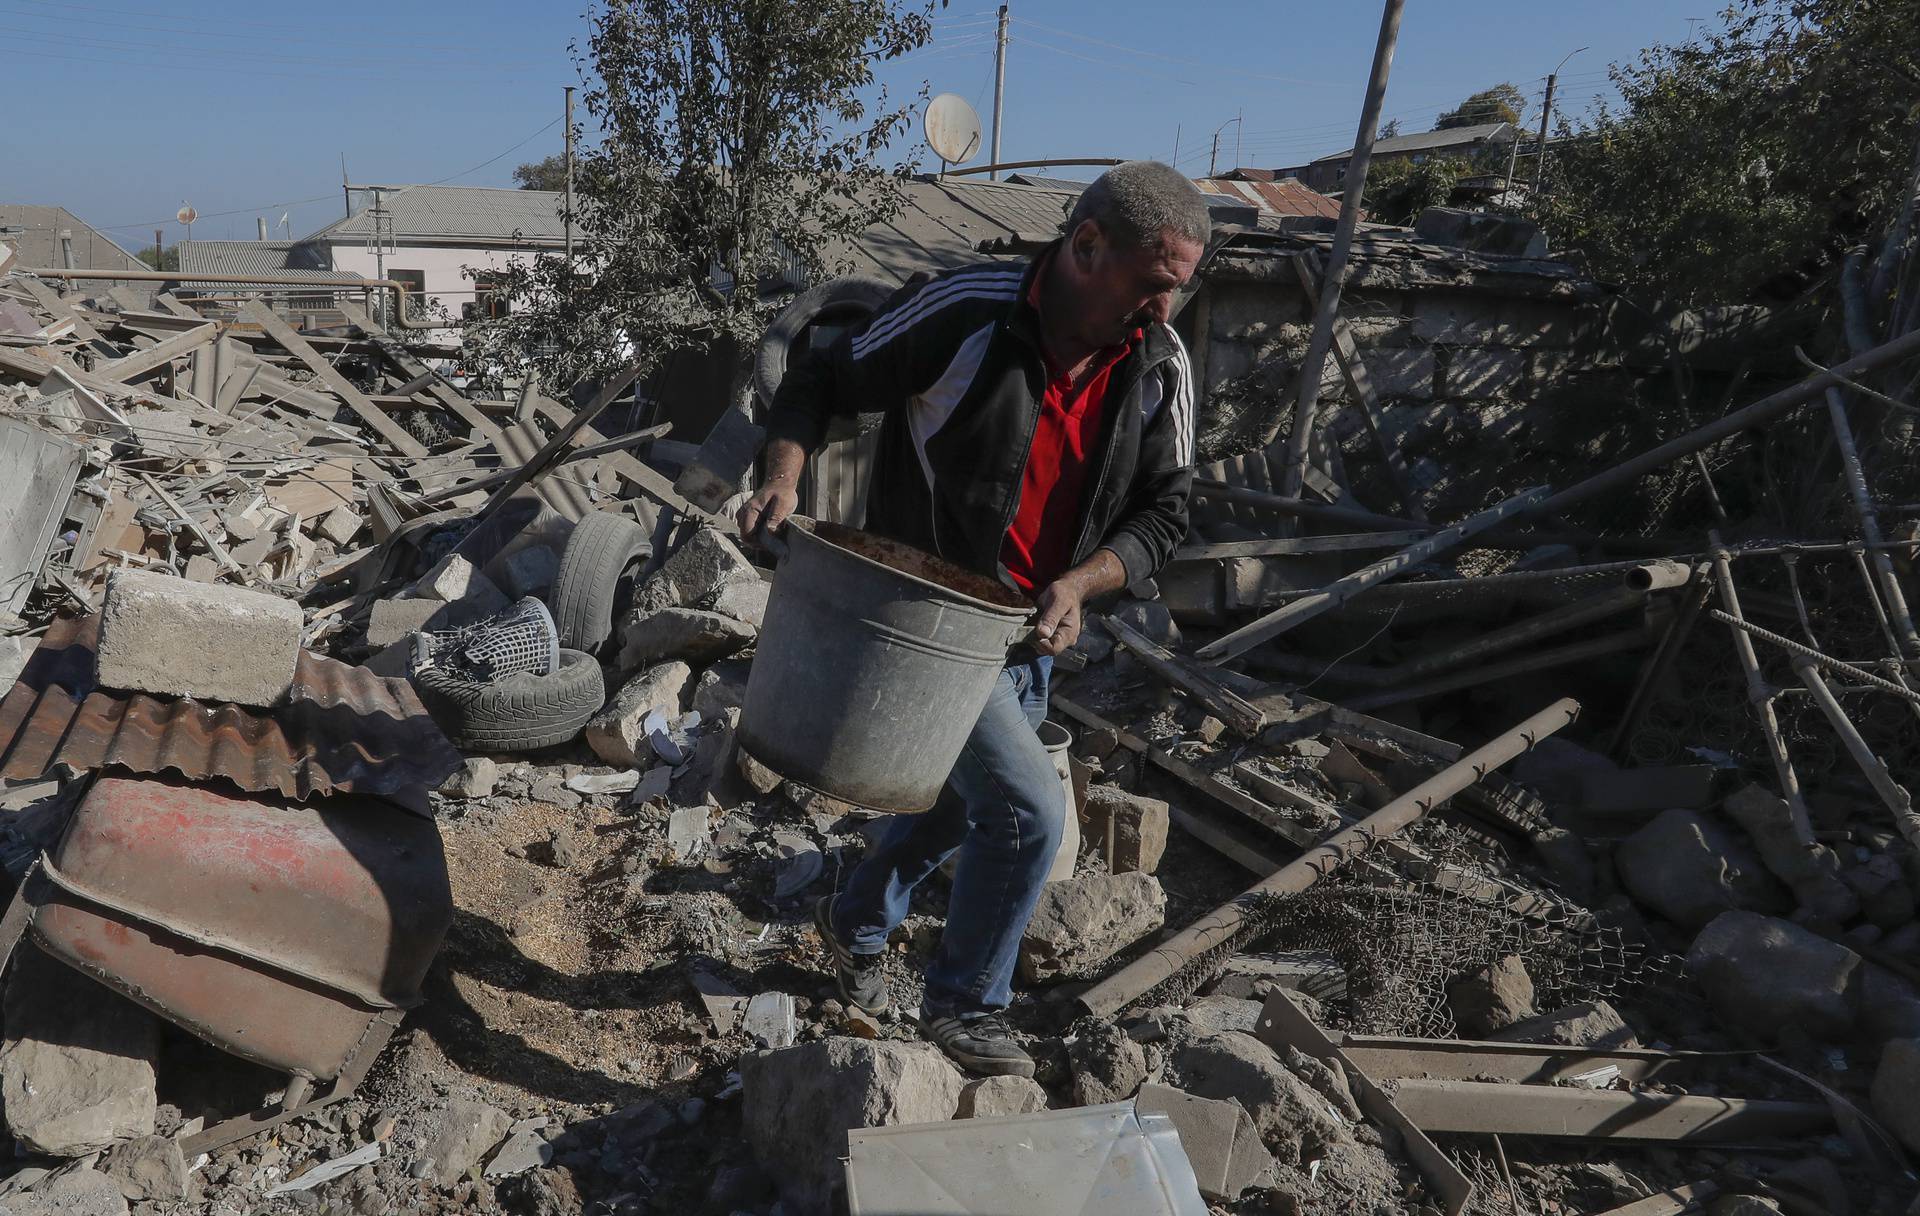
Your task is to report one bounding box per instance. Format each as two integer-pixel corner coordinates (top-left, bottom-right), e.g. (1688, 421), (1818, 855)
(415, 596), (559, 683)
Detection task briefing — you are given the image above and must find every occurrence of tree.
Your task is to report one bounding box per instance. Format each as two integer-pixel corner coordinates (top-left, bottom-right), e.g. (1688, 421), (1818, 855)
(467, 0), (933, 393)
(1533, 0), (1920, 304)
(1378, 118), (1402, 140)
(513, 155), (569, 191)
(1366, 156), (1469, 225)
(137, 245), (179, 272)
(1435, 83), (1525, 130)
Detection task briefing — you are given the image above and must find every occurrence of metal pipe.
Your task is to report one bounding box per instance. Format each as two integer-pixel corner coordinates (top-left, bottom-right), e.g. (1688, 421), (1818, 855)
(1075, 698), (1580, 1019)
(1826, 387), (1920, 661)
(1704, 609), (1920, 706)
(1795, 659), (1920, 851)
(1343, 628), (1648, 711)
(1528, 325), (1920, 521)
(942, 157), (1125, 179)
(1196, 484), (1550, 662)
(1607, 568), (1710, 759)
(1270, 0), (1407, 501)
(20, 267), (437, 331)
(1708, 537), (1817, 845)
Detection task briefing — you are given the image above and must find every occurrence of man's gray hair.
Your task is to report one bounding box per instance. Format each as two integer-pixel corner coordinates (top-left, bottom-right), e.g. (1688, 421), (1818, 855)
(1065, 161), (1211, 251)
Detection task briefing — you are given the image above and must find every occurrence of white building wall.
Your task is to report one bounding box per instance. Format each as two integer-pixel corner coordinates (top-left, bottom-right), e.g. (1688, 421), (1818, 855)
(324, 241), (554, 340)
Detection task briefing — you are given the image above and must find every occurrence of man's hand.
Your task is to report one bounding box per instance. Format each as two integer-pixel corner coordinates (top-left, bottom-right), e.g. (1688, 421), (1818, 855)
(1032, 578), (1086, 657)
(1031, 547), (1129, 658)
(736, 437), (808, 541)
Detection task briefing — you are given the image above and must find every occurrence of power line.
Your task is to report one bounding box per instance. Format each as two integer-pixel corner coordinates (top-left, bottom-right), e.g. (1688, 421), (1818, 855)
(1012, 15), (1336, 87)
(0, 23), (531, 73)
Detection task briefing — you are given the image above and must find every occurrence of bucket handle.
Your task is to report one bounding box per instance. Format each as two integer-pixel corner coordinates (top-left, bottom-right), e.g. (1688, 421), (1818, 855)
(751, 515), (806, 563)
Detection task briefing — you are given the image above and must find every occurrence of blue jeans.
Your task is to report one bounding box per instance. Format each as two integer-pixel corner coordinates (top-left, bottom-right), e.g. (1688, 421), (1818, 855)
(830, 656), (1064, 1017)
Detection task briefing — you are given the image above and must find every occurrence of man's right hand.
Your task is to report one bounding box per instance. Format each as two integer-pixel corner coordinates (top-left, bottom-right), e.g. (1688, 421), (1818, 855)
(737, 477), (799, 540)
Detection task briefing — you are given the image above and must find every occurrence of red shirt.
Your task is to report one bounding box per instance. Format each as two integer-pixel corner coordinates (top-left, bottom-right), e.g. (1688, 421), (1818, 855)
(1001, 262), (1140, 593)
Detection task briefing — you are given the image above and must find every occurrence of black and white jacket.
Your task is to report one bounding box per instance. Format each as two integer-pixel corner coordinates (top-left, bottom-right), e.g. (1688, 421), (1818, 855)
(764, 244), (1195, 593)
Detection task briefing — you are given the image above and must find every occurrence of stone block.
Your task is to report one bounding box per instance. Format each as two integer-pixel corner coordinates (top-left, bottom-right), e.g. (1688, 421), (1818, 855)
(1081, 785), (1170, 874)
(1446, 955), (1535, 1035)
(1135, 1082), (1276, 1202)
(585, 662), (692, 767)
(1170, 1031), (1346, 1165)
(630, 526), (758, 618)
(97, 570), (301, 707)
(711, 577), (770, 628)
(100, 1134), (190, 1201)
(438, 757), (499, 800)
(742, 1038), (964, 1214)
(957, 1075), (1048, 1119)
(1444, 347), (1531, 399)
(1615, 808), (1789, 929)
(1067, 1022), (1147, 1106)
(366, 596), (444, 648)
(1, 952), (159, 1155)
(314, 504), (363, 546)
(411, 553), (490, 604)
(1688, 910), (1861, 1042)
(1018, 871), (1166, 983)
(618, 607), (754, 671)
(425, 1097), (512, 1188)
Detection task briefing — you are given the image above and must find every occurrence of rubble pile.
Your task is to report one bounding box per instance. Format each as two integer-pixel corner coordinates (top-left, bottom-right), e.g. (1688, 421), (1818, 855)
(1, 200), (1920, 1216)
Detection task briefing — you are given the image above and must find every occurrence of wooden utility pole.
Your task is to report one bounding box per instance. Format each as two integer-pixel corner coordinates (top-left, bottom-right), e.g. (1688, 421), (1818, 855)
(989, 5), (1008, 180)
(1532, 73), (1558, 191)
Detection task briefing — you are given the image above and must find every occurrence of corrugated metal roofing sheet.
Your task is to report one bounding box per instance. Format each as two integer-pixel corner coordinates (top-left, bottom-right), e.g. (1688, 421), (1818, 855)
(1309, 121), (1514, 164)
(0, 615), (462, 801)
(1196, 177), (1342, 220)
(307, 185), (566, 245)
(175, 241), (362, 292)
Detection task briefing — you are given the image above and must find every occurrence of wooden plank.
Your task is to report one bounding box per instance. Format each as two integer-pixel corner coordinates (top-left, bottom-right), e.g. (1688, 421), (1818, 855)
(526, 394), (720, 524)
(137, 471), (245, 577)
(333, 300), (505, 446)
(97, 322), (219, 383)
(238, 301), (427, 457)
(0, 419), (85, 615)
(14, 276), (107, 346)
(1051, 694), (1319, 848)
(1102, 613), (1267, 737)
(1384, 1078), (1829, 1141)
(154, 293), (201, 319)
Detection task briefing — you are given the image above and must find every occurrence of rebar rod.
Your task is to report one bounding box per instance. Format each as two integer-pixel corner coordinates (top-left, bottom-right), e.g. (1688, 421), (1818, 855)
(1708, 537), (1817, 846)
(1702, 611), (1920, 706)
(1073, 698), (1580, 1020)
(1795, 659), (1920, 852)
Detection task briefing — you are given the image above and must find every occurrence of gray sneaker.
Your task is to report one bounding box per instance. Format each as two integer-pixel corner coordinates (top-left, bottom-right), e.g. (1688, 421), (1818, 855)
(813, 896), (891, 1016)
(918, 1009), (1036, 1078)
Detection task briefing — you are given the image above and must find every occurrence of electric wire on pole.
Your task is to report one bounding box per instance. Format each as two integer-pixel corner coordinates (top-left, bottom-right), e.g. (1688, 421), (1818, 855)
(989, 5), (1008, 180)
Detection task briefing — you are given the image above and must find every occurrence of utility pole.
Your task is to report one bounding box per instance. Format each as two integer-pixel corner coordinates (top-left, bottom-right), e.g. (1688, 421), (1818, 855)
(564, 85), (576, 271)
(989, 5), (1008, 180)
(1533, 48), (1585, 195)
(153, 229), (162, 269)
(1207, 115), (1241, 177)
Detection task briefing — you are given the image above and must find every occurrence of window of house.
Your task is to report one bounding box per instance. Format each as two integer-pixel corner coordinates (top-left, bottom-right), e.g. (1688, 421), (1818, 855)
(463, 272), (511, 323)
(389, 268), (427, 320)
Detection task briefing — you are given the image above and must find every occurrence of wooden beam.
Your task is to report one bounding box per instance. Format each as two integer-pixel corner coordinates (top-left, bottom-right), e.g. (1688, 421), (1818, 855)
(333, 300), (505, 446)
(1101, 613), (1267, 737)
(97, 322), (220, 383)
(526, 394), (720, 524)
(137, 471), (244, 578)
(14, 276), (108, 346)
(238, 301), (427, 457)
(1383, 1078), (1829, 1141)
(1176, 529), (1431, 559)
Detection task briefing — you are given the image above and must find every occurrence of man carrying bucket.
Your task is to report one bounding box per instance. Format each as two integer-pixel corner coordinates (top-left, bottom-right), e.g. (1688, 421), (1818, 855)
(738, 161), (1208, 1077)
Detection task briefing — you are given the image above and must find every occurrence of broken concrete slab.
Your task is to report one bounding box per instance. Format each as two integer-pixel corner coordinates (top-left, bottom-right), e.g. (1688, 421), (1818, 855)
(484, 1118), (554, 1178)
(741, 1037), (964, 1214)
(1134, 1082), (1277, 1202)
(584, 661), (692, 767)
(957, 1074), (1049, 1119)
(1615, 808), (1789, 929)
(1177, 995), (1266, 1039)
(1018, 870), (1166, 983)
(96, 568), (300, 706)
(1081, 784), (1170, 874)
(99, 1134), (190, 1202)
(314, 504), (363, 547)
(617, 607), (755, 671)
(409, 553), (509, 617)
(1688, 910), (1861, 1042)
(1, 953), (160, 1156)
(366, 596), (444, 648)
(1446, 954), (1536, 1036)
(424, 1096), (512, 1188)
(4, 1166), (130, 1216)
(629, 526), (758, 618)
(1170, 1031), (1347, 1165)
(711, 576), (769, 629)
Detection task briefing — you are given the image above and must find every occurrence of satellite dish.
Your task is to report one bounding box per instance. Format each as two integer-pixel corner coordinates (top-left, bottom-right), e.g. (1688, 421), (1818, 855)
(925, 94), (983, 165)
(176, 205), (198, 226)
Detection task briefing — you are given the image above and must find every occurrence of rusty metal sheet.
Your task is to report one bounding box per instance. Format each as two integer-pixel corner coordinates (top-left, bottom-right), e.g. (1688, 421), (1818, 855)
(0, 614), (460, 799)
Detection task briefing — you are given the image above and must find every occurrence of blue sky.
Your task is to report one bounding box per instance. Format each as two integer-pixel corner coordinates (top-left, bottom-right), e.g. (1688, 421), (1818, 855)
(1, 0), (1708, 254)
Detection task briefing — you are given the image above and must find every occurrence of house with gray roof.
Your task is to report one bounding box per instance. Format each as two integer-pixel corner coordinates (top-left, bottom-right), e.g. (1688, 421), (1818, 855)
(1277, 121), (1517, 194)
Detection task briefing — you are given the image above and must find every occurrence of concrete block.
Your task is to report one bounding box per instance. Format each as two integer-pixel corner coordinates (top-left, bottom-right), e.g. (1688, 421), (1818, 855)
(1444, 348), (1531, 399)
(410, 553), (484, 603)
(618, 607), (754, 671)
(957, 1075), (1048, 1119)
(366, 597), (444, 648)
(1082, 785), (1170, 874)
(97, 569), (301, 707)
(1135, 1082), (1275, 1202)
(314, 505), (363, 546)
(586, 662), (693, 767)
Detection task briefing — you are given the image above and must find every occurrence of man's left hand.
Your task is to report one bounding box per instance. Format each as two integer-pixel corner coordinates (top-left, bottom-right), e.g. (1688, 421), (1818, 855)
(1032, 578), (1086, 657)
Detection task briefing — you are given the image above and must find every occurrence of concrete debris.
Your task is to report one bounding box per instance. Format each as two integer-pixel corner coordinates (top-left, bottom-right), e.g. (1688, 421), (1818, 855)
(497, 544), (561, 598)
(411, 554), (508, 613)
(366, 595), (444, 647)
(741, 1038), (964, 1213)
(1134, 1082), (1277, 1201)
(3, 1166), (130, 1216)
(1490, 999), (1641, 1050)
(1170, 1031), (1347, 1165)
(1445, 954), (1536, 1036)
(1067, 1021), (1149, 1106)
(1279, 1044), (1361, 1122)
(0, 954), (159, 1156)
(618, 605), (755, 670)
(585, 660), (692, 767)
(1018, 870), (1166, 983)
(96, 569), (300, 706)
(437, 756), (498, 799)
(1687, 910), (1862, 1042)
(1615, 808), (1789, 929)
(691, 658), (750, 719)
(98, 1134), (190, 1202)
(0, 633), (35, 689)
(957, 1074), (1049, 1118)
(566, 769), (639, 795)
(710, 576), (770, 628)
(629, 526), (757, 619)
(1081, 784), (1171, 874)
(1721, 783), (1859, 925)
(483, 1118), (554, 1178)
(1210, 951), (1348, 1004)
(423, 1097), (512, 1188)
(742, 991), (798, 1049)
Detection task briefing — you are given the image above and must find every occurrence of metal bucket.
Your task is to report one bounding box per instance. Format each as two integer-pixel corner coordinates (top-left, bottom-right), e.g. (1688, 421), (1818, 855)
(1037, 720), (1080, 881)
(739, 518), (1033, 813)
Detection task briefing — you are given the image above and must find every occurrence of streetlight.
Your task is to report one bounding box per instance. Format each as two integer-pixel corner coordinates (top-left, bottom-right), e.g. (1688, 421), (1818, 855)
(1208, 115), (1243, 177)
(1529, 46), (1586, 195)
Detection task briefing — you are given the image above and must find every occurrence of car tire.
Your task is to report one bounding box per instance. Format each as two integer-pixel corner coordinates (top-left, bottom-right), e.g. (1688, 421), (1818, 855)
(755, 276), (897, 442)
(549, 511), (651, 654)
(413, 648), (605, 752)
